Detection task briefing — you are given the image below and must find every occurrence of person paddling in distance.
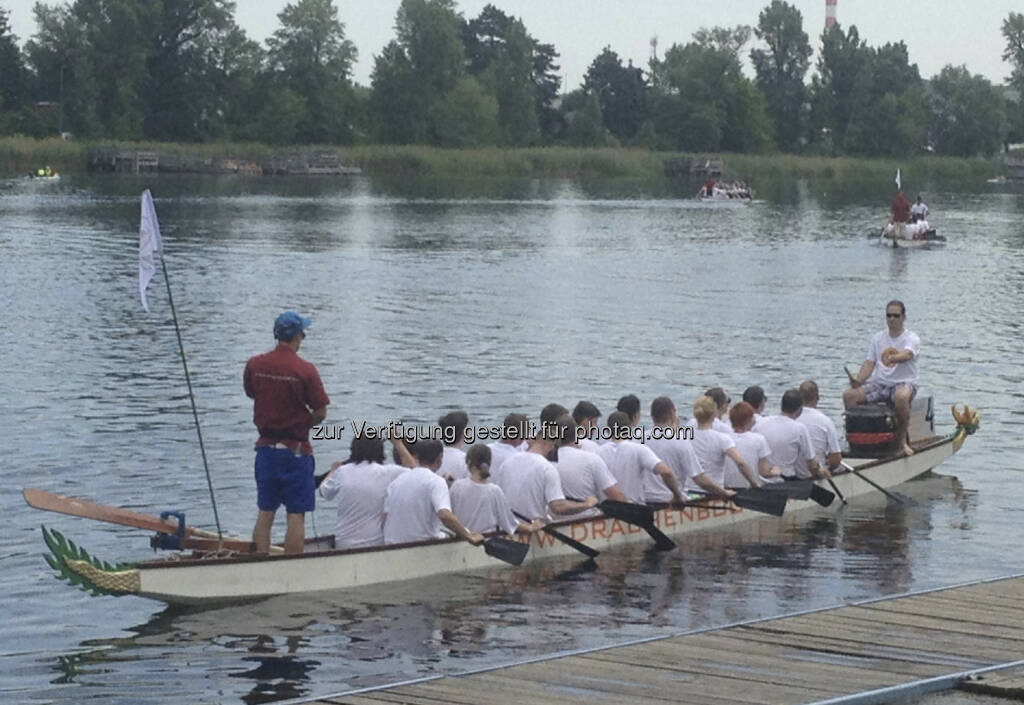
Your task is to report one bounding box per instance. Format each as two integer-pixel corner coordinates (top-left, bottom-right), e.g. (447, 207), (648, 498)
(741, 386), (767, 428)
(843, 300), (920, 457)
(449, 445), (544, 535)
(572, 400), (603, 452)
(616, 394), (642, 428)
(645, 396), (736, 500)
(318, 433), (414, 549)
(382, 439), (484, 545)
(244, 311), (330, 554)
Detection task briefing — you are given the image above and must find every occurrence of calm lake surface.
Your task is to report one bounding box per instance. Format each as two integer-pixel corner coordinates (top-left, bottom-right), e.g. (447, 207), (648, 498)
(1, 172), (1023, 705)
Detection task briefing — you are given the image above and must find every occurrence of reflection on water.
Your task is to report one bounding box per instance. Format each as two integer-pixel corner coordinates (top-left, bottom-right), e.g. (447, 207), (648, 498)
(2, 174), (1023, 705)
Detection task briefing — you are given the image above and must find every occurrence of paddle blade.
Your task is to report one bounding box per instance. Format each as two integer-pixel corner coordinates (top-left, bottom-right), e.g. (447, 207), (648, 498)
(809, 484), (836, 507)
(484, 536), (530, 566)
(760, 481), (813, 500)
(598, 500), (655, 527)
(733, 488), (787, 517)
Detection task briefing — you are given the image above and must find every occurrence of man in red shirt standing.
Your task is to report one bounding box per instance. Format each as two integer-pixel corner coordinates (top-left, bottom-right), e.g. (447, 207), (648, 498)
(890, 191), (911, 240)
(244, 311), (330, 553)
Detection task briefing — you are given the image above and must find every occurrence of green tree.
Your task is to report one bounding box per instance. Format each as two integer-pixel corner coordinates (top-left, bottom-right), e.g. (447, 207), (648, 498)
(267, 0), (356, 143)
(846, 42), (926, 156)
(461, 6), (537, 144)
(0, 7), (27, 124)
(1003, 12), (1024, 94)
(532, 41), (562, 140)
(583, 47), (648, 141)
(808, 24), (872, 153)
(565, 90), (607, 147)
(651, 27), (770, 152)
(750, 1), (811, 151)
(370, 0), (465, 144)
(428, 75), (499, 146)
(929, 65), (1006, 157)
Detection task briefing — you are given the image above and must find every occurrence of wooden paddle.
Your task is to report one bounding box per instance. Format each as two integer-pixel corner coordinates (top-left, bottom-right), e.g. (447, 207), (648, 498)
(512, 510), (599, 559)
(482, 536), (530, 566)
(23, 487), (272, 553)
(838, 461), (906, 504)
(594, 500), (675, 551)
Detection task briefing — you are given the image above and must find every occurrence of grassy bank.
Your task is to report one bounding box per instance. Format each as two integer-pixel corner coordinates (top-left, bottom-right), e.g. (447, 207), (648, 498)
(0, 136), (1004, 183)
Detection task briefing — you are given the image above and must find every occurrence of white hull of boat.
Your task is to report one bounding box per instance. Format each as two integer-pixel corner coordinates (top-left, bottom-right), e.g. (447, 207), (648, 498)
(114, 435), (959, 605)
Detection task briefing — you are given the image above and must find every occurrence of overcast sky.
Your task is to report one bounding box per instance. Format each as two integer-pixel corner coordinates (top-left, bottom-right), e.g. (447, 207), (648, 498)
(4, 0), (1019, 89)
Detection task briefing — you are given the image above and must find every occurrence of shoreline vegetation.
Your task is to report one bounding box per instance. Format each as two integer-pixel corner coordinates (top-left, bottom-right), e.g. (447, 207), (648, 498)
(0, 136), (1003, 183)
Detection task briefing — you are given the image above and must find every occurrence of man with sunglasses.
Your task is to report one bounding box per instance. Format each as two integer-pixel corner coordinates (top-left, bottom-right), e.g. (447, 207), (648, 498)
(843, 301), (920, 456)
(244, 311), (330, 553)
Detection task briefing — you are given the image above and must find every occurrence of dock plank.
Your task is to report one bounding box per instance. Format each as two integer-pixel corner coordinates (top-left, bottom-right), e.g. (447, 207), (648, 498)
(300, 575), (1024, 705)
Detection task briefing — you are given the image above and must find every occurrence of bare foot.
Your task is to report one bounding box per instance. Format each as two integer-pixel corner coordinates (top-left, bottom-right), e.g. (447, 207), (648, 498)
(901, 443), (915, 457)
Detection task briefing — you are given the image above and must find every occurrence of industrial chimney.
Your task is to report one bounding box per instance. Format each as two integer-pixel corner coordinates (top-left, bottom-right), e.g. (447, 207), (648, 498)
(825, 0), (837, 28)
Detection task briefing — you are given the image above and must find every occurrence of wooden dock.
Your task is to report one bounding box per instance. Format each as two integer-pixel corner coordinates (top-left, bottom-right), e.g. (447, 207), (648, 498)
(293, 574), (1024, 705)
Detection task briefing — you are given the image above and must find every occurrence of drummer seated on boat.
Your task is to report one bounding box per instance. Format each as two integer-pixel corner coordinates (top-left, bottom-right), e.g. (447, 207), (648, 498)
(318, 434), (414, 549)
(382, 439), (484, 545)
(450, 444), (544, 535)
(842, 300), (919, 457)
(494, 417), (598, 521)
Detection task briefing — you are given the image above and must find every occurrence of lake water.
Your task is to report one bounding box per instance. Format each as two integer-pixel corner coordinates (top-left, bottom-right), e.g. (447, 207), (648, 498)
(1, 172), (1023, 705)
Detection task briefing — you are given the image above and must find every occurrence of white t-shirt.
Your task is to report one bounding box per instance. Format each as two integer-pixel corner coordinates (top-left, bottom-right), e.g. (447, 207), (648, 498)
(724, 432), (770, 488)
(487, 441), (522, 474)
(910, 202), (928, 218)
(756, 415), (817, 479)
(797, 406), (842, 470)
(494, 451), (565, 520)
(644, 434), (703, 502)
(867, 328), (920, 385)
(688, 428), (736, 489)
(596, 440), (661, 503)
(383, 467), (452, 544)
(438, 446), (468, 481)
(578, 437), (601, 454)
(318, 461), (408, 549)
(555, 445), (618, 518)
(449, 478), (519, 535)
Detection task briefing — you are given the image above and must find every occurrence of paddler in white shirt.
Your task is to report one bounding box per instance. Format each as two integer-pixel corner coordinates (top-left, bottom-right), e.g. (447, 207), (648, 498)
(796, 380), (842, 474)
(645, 396), (735, 500)
(495, 417), (598, 521)
(437, 410), (470, 483)
(597, 411), (686, 505)
(572, 400), (603, 453)
(382, 439), (484, 545)
(449, 444), (544, 535)
(487, 413), (530, 474)
(553, 414), (629, 519)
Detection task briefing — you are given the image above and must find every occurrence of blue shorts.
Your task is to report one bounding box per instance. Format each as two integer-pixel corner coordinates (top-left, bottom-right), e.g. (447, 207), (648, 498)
(862, 381), (917, 405)
(254, 446), (315, 513)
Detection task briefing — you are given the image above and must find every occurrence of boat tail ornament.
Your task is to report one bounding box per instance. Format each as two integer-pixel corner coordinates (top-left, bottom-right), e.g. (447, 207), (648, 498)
(951, 404), (981, 453)
(41, 526), (140, 597)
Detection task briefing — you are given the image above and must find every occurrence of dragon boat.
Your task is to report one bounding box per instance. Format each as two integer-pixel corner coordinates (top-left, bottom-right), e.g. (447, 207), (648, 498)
(26, 405), (979, 606)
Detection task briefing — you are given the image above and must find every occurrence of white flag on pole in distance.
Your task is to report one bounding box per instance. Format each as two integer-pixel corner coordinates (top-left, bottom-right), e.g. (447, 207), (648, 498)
(895, 168), (901, 191)
(139, 189), (163, 311)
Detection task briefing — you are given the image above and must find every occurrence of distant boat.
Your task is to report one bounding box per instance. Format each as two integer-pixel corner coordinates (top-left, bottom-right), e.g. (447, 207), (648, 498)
(25, 171), (60, 182)
(986, 176), (1007, 184)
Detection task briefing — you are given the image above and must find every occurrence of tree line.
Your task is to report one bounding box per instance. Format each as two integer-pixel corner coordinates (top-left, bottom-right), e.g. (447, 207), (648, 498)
(1, 0), (1022, 158)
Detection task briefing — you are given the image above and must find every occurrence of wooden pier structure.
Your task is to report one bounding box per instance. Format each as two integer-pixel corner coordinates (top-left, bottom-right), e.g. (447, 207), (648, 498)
(294, 574), (1024, 705)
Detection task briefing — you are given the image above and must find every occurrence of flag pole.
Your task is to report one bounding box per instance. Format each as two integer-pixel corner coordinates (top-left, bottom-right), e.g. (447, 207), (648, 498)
(158, 255), (224, 543)
(139, 190), (222, 543)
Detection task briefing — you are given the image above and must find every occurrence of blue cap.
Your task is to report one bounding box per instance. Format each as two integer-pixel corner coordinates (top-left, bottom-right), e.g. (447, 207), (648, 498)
(273, 311), (311, 340)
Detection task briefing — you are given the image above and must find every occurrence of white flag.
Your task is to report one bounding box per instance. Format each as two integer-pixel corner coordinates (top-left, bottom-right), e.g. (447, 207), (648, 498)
(139, 189), (163, 312)
(894, 168), (901, 191)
